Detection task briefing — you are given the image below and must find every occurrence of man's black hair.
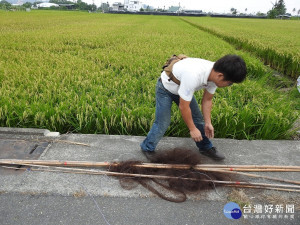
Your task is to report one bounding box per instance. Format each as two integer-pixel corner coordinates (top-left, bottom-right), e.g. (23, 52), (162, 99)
(213, 54), (247, 83)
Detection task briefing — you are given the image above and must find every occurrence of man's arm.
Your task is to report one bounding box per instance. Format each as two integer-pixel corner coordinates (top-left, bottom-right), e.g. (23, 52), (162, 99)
(179, 97), (203, 142)
(201, 89), (214, 139)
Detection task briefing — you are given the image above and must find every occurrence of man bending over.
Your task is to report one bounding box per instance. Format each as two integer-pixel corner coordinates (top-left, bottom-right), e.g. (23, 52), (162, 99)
(140, 54), (247, 160)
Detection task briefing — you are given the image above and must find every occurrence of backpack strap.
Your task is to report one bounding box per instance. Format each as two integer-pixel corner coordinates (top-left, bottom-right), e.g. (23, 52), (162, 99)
(162, 54), (188, 85)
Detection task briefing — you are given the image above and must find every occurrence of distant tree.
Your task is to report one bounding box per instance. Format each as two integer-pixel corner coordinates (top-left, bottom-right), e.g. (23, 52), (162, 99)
(230, 8), (237, 15)
(0, 0), (11, 10)
(22, 2), (32, 8)
(256, 12), (265, 16)
(91, 4), (96, 11)
(139, 7), (144, 12)
(99, 2), (109, 12)
(33, 1), (42, 7)
(76, 0), (92, 11)
(50, 6), (59, 10)
(267, 9), (277, 18)
(276, 0), (286, 14)
(267, 0), (286, 18)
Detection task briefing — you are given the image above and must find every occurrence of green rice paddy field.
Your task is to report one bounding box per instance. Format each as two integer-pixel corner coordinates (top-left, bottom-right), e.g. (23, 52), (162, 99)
(0, 11), (299, 139)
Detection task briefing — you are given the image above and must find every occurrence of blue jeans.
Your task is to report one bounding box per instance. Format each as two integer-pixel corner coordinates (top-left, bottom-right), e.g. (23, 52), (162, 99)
(140, 79), (213, 152)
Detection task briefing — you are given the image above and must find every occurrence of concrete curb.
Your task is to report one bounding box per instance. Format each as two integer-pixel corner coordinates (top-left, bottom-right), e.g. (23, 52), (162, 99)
(0, 127), (60, 137)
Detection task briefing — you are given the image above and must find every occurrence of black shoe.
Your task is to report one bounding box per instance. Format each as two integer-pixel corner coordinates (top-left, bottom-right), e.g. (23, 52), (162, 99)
(141, 149), (156, 160)
(199, 147), (225, 160)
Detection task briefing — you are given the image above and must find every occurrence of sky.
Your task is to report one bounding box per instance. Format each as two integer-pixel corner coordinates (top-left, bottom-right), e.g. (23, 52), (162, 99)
(88, 0), (300, 14)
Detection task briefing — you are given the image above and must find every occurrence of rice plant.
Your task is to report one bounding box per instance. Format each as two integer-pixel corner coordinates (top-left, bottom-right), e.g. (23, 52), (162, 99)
(182, 17), (300, 79)
(0, 11), (298, 139)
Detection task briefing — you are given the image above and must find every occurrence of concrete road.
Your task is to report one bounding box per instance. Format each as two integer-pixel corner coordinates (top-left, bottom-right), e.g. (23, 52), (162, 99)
(0, 128), (299, 224)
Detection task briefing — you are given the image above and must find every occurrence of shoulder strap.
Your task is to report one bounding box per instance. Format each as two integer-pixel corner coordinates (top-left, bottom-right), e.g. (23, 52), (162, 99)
(162, 54), (188, 85)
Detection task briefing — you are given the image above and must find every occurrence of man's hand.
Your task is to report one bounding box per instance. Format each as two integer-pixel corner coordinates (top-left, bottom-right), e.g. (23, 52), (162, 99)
(205, 123), (214, 139)
(202, 90), (214, 139)
(190, 128), (203, 142)
(179, 97), (203, 142)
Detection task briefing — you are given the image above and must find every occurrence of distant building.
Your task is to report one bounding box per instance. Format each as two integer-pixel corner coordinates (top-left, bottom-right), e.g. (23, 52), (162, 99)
(58, 4), (75, 10)
(101, 3), (110, 12)
(183, 9), (203, 14)
(277, 14), (291, 19)
(36, 3), (59, 8)
(125, 1), (144, 12)
(112, 2), (124, 11)
(168, 6), (180, 13)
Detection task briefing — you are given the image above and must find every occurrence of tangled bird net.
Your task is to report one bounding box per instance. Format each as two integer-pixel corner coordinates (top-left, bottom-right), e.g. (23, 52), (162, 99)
(109, 148), (236, 202)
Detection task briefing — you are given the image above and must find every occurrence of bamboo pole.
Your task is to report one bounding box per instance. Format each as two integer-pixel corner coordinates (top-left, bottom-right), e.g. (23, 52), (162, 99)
(0, 139), (90, 147)
(3, 163), (300, 190)
(3, 160), (300, 186)
(3, 163), (198, 181)
(53, 140), (90, 147)
(3, 165), (300, 194)
(2, 166), (300, 192)
(0, 159), (299, 171)
(216, 168), (300, 172)
(195, 164), (300, 169)
(224, 184), (300, 193)
(198, 168), (300, 185)
(200, 168), (300, 172)
(4, 163), (300, 186)
(0, 159), (110, 167)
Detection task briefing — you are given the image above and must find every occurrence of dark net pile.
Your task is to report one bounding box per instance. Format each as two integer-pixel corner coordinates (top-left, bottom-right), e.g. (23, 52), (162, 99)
(108, 148), (236, 202)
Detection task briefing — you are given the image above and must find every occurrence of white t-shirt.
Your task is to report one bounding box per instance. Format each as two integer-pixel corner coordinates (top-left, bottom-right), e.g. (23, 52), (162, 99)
(161, 58), (217, 101)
